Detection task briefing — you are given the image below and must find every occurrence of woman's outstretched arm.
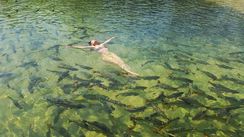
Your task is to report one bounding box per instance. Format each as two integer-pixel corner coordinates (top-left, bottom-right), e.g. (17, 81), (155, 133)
(66, 45), (92, 49)
(100, 37), (115, 46)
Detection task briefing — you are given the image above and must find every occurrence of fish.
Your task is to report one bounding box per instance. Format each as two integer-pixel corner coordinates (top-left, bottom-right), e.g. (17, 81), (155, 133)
(18, 61), (38, 69)
(163, 62), (175, 70)
(192, 85), (216, 101)
(180, 97), (207, 108)
(130, 114), (156, 126)
(79, 35), (89, 39)
(216, 64), (234, 70)
(28, 76), (44, 93)
(74, 80), (91, 90)
(223, 96), (240, 104)
(50, 125), (71, 137)
(69, 27), (89, 38)
(132, 113), (179, 129)
(46, 125), (51, 137)
(93, 82), (107, 89)
(141, 60), (155, 67)
(108, 82), (123, 90)
(83, 94), (109, 101)
(146, 112), (161, 118)
(73, 79), (106, 90)
(192, 110), (208, 120)
(132, 86), (147, 90)
(147, 93), (167, 105)
(6, 83), (25, 98)
(176, 58), (196, 65)
(8, 96), (23, 109)
(173, 52), (192, 59)
(53, 107), (65, 124)
(175, 52), (208, 65)
(229, 51), (244, 56)
(169, 75), (193, 84)
(140, 76), (160, 80)
(66, 41), (81, 46)
(167, 92), (184, 98)
(117, 92), (140, 97)
(2, 53), (10, 62)
(210, 105), (242, 117)
(90, 79), (105, 86)
(93, 71), (123, 83)
(209, 82), (239, 94)
(80, 70), (94, 78)
(136, 114), (164, 126)
(195, 60), (209, 65)
(241, 99), (244, 104)
(69, 120), (113, 137)
(0, 72), (14, 78)
(74, 26), (89, 36)
(47, 69), (61, 74)
(173, 54), (190, 60)
(85, 120), (113, 135)
(35, 8), (40, 12)
(219, 75), (244, 85)
(229, 59), (244, 64)
(201, 70), (218, 80)
(126, 106), (148, 113)
(58, 64), (78, 71)
(47, 44), (61, 55)
(166, 127), (196, 134)
(45, 96), (86, 109)
(57, 71), (70, 82)
(158, 117), (180, 129)
(178, 82), (191, 88)
(11, 44), (16, 53)
(83, 94), (127, 107)
(155, 83), (178, 91)
(163, 63), (190, 74)
(214, 56), (230, 63)
(75, 63), (93, 70)
(100, 100), (114, 114)
(153, 93), (166, 102)
(168, 127), (217, 134)
(49, 56), (62, 61)
(60, 84), (74, 94)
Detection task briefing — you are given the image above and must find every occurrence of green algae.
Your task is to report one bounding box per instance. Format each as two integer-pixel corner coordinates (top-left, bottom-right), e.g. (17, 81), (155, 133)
(0, 0), (244, 136)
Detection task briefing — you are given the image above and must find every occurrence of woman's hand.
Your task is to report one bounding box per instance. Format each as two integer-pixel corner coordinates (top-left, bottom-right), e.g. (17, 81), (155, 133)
(100, 37), (115, 46)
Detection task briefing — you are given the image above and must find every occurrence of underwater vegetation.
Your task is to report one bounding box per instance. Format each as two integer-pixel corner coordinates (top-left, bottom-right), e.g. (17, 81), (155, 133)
(0, 0), (244, 137)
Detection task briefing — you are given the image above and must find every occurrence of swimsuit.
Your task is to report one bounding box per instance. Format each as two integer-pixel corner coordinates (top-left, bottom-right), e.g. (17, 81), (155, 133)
(92, 45), (138, 76)
(94, 46), (108, 53)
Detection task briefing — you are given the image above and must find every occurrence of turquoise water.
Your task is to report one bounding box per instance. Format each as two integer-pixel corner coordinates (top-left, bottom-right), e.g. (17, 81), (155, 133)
(0, 0), (244, 136)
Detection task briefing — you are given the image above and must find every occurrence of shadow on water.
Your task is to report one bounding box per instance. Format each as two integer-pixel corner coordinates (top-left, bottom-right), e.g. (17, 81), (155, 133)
(0, 0), (244, 136)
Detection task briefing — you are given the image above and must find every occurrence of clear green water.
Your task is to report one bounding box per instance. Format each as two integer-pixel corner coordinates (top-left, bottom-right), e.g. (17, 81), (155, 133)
(0, 0), (244, 136)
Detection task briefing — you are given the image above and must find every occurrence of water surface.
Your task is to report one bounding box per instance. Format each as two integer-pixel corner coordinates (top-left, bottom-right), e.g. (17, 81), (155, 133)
(0, 0), (244, 136)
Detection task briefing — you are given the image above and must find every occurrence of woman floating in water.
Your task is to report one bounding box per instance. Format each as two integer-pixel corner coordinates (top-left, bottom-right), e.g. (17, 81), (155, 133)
(67, 37), (139, 77)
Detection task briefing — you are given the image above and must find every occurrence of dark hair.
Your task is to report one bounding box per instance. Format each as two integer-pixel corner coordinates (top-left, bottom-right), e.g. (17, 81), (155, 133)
(88, 40), (101, 46)
(88, 41), (91, 45)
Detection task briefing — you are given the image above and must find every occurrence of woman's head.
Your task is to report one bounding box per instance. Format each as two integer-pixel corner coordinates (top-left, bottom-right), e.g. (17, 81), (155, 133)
(88, 40), (100, 46)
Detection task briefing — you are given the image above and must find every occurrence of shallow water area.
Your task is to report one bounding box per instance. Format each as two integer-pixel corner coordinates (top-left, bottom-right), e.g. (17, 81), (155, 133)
(0, 0), (244, 136)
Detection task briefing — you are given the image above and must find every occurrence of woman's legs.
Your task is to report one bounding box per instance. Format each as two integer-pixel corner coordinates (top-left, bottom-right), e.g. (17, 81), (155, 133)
(102, 52), (139, 76)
